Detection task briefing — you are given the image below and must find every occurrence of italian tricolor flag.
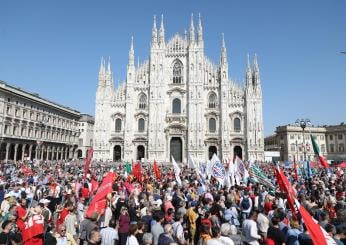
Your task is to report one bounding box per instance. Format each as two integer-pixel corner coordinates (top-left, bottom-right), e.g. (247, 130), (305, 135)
(310, 134), (329, 168)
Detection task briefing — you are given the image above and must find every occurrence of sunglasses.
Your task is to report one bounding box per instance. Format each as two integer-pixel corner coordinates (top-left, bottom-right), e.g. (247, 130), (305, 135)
(60, 229), (66, 232)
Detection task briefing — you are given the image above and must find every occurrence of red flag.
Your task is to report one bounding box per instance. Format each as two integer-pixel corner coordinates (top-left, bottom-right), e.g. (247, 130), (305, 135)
(21, 164), (33, 176)
(153, 160), (161, 180)
(296, 199), (336, 245)
(132, 162), (143, 182)
(22, 215), (44, 242)
(83, 148), (94, 181)
(293, 156), (298, 182)
(86, 172), (115, 217)
(274, 167), (297, 218)
(91, 178), (99, 194)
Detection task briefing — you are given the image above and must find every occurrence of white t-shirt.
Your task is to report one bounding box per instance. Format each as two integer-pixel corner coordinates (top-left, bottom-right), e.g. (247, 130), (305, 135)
(219, 236), (235, 245)
(126, 235), (139, 245)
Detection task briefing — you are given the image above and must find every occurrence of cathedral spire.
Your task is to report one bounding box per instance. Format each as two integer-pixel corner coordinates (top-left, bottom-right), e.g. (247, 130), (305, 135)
(197, 13), (203, 45)
(151, 15), (158, 46)
(159, 14), (165, 46)
(220, 33), (227, 64)
(99, 56), (105, 75)
(246, 53), (252, 86)
(252, 53), (261, 85)
(189, 13), (195, 44)
(107, 56), (111, 74)
(129, 36), (134, 66)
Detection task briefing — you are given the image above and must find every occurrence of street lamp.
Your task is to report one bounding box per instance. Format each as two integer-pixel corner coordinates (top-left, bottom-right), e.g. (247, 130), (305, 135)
(295, 119), (311, 178)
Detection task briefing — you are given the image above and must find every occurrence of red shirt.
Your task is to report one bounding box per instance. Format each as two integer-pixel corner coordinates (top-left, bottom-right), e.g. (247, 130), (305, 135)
(17, 206), (27, 231)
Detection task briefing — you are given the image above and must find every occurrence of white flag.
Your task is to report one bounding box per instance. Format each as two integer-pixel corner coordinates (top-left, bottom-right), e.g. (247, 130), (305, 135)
(210, 154), (226, 185)
(188, 154), (197, 169)
(172, 157), (182, 186)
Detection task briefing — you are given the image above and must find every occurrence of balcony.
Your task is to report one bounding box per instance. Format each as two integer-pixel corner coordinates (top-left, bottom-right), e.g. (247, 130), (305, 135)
(165, 113), (187, 124)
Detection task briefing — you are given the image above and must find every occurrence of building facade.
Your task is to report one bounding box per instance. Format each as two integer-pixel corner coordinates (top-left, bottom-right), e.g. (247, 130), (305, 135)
(325, 124), (346, 161)
(94, 15), (264, 163)
(77, 114), (94, 158)
(265, 124), (346, 162)
(0, 80), (81, 161)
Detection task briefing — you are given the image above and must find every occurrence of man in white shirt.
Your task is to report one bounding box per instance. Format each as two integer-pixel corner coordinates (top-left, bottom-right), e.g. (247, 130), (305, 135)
(242, 210), (262, 245)
(100, 219), (118, 245)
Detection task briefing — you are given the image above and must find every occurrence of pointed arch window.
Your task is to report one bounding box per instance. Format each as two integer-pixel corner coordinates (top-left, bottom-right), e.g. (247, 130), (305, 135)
(115, 118), (122, 132)
(172, 98), (181, 114)
(208, 92), (217, 109)
(138, 118), (145, 132)
(138, 93), (147, 110)
(173, 60), (183, 84)
(209, 118), (216, 133)
(234, 118), (241, 132)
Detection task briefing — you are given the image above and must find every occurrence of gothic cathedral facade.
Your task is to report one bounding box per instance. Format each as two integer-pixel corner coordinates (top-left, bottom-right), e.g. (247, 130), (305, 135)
(93, 15), (264, 163)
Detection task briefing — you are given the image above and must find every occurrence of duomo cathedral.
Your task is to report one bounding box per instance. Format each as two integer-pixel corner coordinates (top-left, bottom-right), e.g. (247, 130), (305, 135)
(93, 15), (264, 163)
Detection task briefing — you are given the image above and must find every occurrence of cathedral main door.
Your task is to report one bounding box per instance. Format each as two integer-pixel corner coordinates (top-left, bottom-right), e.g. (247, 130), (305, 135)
(170, 137), (182, 163)
(234, 146), (242, 159)
(208, 146), (217, 160)
(113, 145), (121, 162)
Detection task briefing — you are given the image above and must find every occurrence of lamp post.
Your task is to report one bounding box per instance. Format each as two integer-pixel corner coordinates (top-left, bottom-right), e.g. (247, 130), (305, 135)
(296, 119), (311, 178)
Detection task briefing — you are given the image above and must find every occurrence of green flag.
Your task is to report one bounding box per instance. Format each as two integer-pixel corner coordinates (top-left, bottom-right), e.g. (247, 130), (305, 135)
(125, 161), (132, 174)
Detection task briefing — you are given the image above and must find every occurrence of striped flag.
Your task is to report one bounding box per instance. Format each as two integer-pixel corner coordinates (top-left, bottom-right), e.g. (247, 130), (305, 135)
(310, 134), (329, 168)
(249, 164), (275, 190)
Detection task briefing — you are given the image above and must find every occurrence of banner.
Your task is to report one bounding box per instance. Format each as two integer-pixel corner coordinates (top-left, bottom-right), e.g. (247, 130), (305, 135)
(22, 214), (44, 242)
(86, 172), (115, 217)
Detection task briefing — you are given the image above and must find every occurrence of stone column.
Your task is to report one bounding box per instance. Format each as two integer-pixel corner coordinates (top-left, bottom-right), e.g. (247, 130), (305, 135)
(40, 146), (44, 161)
(60, 148), (63, 160)
(46, 147), (50, 161)
(69, 147), (73, 159)
(28, 145), (33, 160)
(21, 144), (26, 161)
(35, 146), (38, 160)
(5, 143), (10, 162)
(14, 144), (18, 161)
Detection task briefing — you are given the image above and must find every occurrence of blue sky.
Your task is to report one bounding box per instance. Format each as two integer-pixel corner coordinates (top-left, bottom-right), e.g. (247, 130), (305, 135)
(1, 0), (345, 136)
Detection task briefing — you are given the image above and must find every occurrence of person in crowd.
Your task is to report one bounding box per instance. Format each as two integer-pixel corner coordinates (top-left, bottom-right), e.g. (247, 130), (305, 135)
(118, 206), (130, 245)
(158, 224), (175, 245)
(126, 223), (139, 245)
(88, 229), (101, 245)
(267, 216), (286, 245)
(55, 223), (77, 245)
(100, 219), (118, 245)
(242, 210), (261, 245)
(151, 211), (164, 245)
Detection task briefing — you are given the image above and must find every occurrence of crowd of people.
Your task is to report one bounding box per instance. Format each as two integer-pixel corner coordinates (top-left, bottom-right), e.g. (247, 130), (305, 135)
(0, 159), (345, 245)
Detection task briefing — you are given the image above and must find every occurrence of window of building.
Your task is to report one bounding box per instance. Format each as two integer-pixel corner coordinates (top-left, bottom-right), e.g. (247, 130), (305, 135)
(290, 144), (295, 152)
(208, 92), (217, 109)
(7, 98), (10, 102)
(330, 135), (333, 140)
(28, 129), (32, 137)
(13, 126), (17, 136)
(321, 144), (325, 153)
(138, 118), (145, 132)
(6, 106), (10, 115)
(209, 118), (216, 132)
(172, 60), (183, 84)
(330, 144), (334, 153)
(290, 135), (294, 140)
(4, 125), (9, 134)
(338, 134), (343, 140)
(79, 139), (83, 147)
(115, 118), (122, 132)
(172, 98), (181, 114)
(15, 109), (19, 117)
(234, 118), (241, 132)
(21, 128), (24, 136)
(23, 111), (27, 118)
(339, 143), (345, 152)
(138, 93), (147, 110)
(321, 135), (324, 140)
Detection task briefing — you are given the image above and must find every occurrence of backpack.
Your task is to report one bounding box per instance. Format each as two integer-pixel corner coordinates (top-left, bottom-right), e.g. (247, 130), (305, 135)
(241, 197), (250, 210)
